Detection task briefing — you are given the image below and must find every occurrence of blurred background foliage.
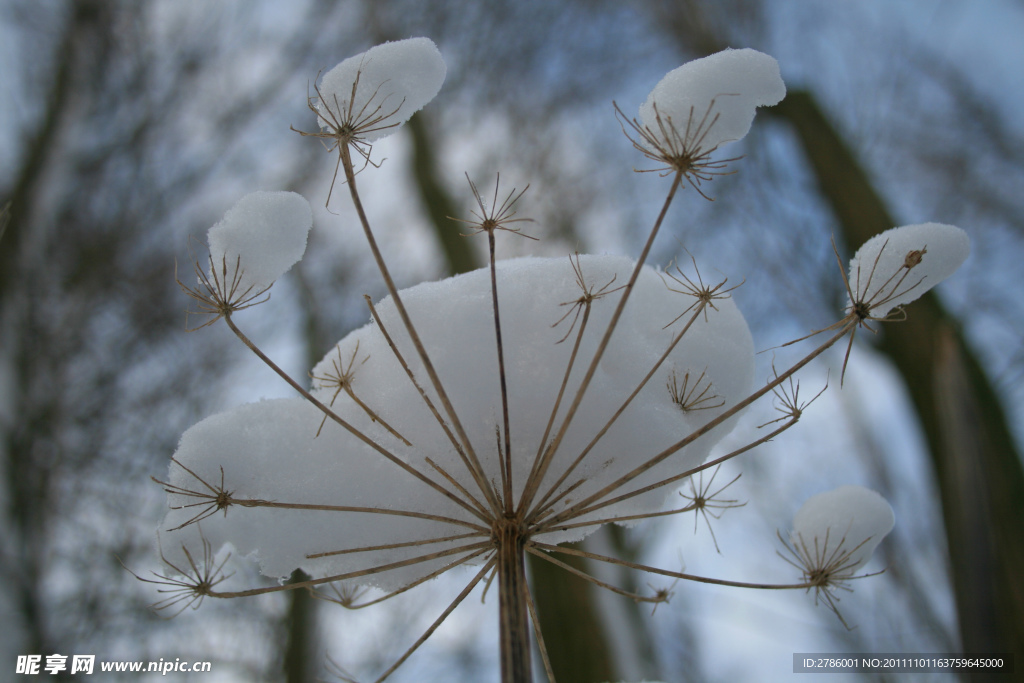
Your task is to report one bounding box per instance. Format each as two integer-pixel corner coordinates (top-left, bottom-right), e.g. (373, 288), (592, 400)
(2, 1), (1022, 681)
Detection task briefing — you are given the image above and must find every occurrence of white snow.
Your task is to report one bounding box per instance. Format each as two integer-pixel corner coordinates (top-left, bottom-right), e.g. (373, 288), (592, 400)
(206, 191), (312, 294)
(162, 255), (755, 590)
(847, 222), (970, 317)
(317, 37), (446, 142)
(791, 485), (895, 574)
(639, 48), (785, 154)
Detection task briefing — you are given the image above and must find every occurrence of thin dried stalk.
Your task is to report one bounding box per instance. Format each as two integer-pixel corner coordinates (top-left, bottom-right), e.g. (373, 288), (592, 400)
(531, 542), (815, 592)
(540, 322), (854, 530)
(371, 559), (496, 683)
(314, 548), (490, 610)
(210, 541), (492, 599)
(527, 298), (709, 522)
(528, 172), (683, 509)
(339, 144), (500, 515)
(527, 546), (668, 606)
(223, 313), (488, 524)
(366, 296), (491, 518)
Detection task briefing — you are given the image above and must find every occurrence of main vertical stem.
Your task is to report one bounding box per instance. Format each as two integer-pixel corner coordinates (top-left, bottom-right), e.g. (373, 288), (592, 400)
(497, 520), (532, 683)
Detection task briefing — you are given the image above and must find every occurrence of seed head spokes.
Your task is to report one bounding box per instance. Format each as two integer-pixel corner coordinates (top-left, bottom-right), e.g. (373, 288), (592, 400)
(661, 253), (742, 327)
(679, 466), (744, 553)
(309, 340), (410, 445)
(311, 341), (368, 404)
(450, 173), (537, 239)
(615, 100), (742, 200)
(123, 533), (234, 618)
(758, 363), (828, 428)
(777, 527), (882, 629)
(779, 237), (925, 384)
(154, 457), (234, 531)
(667, 367), (725, 413)
(551, 253), (625, 343)
(646, 577), (680, 615)
(176, 238), (271, 331)
(314, 581), (371, 609)
(842, 237), (927, 325)
(291, 67), (402, 206)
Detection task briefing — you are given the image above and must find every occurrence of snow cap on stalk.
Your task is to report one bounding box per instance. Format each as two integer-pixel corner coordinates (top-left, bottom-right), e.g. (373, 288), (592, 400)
(206, 191), (313, 294)
(639, 48), (785, 154)
(847, 222), (969, 318)
(317, 37), (446, 143)
(790, 485), (894, 575)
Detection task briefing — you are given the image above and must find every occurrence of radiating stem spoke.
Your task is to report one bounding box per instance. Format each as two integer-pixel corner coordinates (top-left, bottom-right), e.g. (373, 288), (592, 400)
(223, 314), (489, 524)
(488, 230), (515, 513)
(541, 322), (854, 529)
(372, 559), (496, 683)
(528, 299), (708, 521)
(317, 548), (489, 611)
(366, 296), (491, 517)
(211, 541), (492, 599)
(340, 145), (500, 515)
(521, 172), (683, 516)
(531, 542), (814, 591)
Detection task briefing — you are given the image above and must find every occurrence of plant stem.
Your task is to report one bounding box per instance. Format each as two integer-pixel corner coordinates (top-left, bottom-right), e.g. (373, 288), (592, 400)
(497, 519), (532, 683)
(340, 144), (500, 516)
(489, 229), (514, 513)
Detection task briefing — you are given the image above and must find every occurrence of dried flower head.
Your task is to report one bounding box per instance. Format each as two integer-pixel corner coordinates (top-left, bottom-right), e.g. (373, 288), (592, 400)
(617, 48), (785, 197)
(779, 486), (894, 627)
(291, 38), (446, 204)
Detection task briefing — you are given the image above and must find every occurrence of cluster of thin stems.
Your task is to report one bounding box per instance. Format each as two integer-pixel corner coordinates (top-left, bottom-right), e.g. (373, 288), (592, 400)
(151, 75), (928, 683)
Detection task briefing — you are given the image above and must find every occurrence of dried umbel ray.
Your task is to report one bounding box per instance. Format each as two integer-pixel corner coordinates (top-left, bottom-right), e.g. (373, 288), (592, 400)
(142, 40), (969, 683)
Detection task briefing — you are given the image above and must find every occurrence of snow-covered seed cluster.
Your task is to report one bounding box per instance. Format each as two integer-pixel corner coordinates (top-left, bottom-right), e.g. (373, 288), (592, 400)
(845, 222), (970, 319)
(781, 486), (896, 626)
(206, 191), (312, 294)
(316, 37), (446, 143)
(154, 38), (969, 682)
(164, 255), (754, 589)
(639, 48), (786, 155)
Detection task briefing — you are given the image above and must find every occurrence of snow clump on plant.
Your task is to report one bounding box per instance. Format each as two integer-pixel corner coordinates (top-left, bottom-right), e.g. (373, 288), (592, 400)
(316, 37), (446, 143)
(639, 48), (785, 155)
(206, 191), (313, 294)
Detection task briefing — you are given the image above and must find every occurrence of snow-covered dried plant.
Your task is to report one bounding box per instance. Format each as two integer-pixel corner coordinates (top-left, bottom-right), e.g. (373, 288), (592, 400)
(144, 39), (970, 682)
